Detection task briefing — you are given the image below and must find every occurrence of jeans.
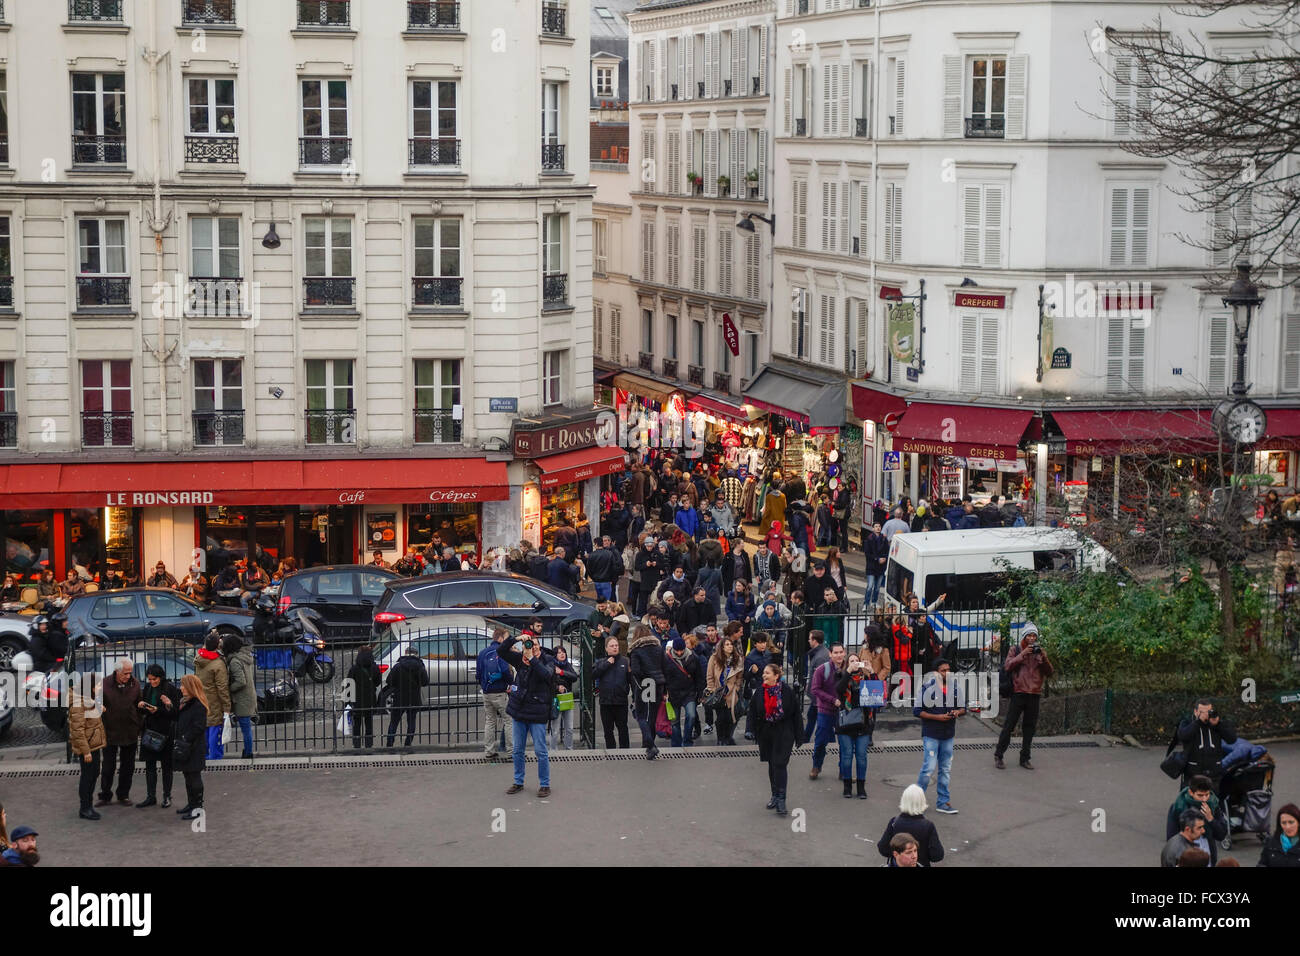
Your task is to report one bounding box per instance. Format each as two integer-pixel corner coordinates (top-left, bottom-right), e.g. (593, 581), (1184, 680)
(633, 682), (663, 750)
(995, 692), (1041, 763)
(482, 692), (512, 755)
(594, 581), (614, 601)
(144, 746), (173, 800)
(803, 700), (818, 744)
(511, 719), (550, 787)
(837, 732), (871, 780)
(600, 702), (630, 748)
(811, 712), (836, 770)
(79, 751), (102, 811)
(549, 707), (574, 750)
(235, 715), (254, 756)
(669, 699), (697, 747)
(918, 735), (955, 806)
(864, 574), (882, 606)
(99, 742), (137, 800)
(206, 725), (224, 760)
(386, 706), (419, 747)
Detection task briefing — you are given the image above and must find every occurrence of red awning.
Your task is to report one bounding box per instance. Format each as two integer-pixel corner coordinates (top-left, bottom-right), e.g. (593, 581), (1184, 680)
(1052, 409), (1217, 455)
(535, 446), (629, 489)
(688, 393), (750, 425)
(879, 285), (903, 300)
(894, 404), (1034, 461)
(850, 382), (909, 423)
(1257, 409), (1300, 451)
(0, 458), (510, 508)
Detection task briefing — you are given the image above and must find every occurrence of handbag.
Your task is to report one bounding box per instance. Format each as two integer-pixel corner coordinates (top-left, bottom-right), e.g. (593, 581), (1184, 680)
(1159, 726), (1188, 779)
(220, 713), (234, 746)
(556, 692), (575, 712)
(336, 704), (353, 735)
(836, 706), (868, 734)
(173, 736), (192, 763)
(140, 730), (167, 754)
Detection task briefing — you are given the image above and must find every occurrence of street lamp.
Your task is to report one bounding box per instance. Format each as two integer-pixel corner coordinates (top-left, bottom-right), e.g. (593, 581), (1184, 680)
(736, 213), (775, 235)
(1221, 261), (1264, 397)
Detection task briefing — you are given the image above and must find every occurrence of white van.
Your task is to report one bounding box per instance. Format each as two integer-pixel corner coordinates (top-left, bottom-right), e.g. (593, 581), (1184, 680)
(880, 528), (1113, 667)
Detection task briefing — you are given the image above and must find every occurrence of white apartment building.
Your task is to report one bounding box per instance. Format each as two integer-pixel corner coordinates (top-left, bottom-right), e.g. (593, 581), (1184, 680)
(771, 0), (1300, 518)
(0, 0), (603, 585)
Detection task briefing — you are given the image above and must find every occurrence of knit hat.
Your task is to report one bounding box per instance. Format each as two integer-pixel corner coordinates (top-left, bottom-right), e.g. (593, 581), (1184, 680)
(671, 637), (686, 652)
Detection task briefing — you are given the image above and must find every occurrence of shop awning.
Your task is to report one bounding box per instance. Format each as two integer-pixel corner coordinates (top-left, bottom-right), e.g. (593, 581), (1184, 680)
(534, 446), (629, 489)
(850, 382), (909, 423)
(742, 363), (846, 428)
(1051, 409), (1218, 455)
(688, 391), (752, 425)
(894, 403), (1034, 461)
(0, 458), (511, 509)
(593, 359), (622, 384)
(612, 372), (688, 404)
(1257, 409), (1300, 451)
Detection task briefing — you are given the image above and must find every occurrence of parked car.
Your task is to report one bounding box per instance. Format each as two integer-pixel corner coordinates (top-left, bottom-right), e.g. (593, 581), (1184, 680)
(371, 571), (598, 641)
(51, 588), (255, 646)
(0, 610), (32, 671)
(371, 615), (519, 711)
(278, 565), (401, 643)
(0, 679), (13, 741)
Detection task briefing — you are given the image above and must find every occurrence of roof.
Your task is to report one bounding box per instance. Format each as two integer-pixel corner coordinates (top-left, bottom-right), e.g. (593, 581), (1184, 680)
(889, 527), (1084, 557)
(591, 0), (638, 39)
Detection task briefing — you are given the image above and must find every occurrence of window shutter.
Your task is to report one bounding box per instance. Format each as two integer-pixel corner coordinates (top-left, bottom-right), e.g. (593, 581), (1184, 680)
(666, 221), (679, 287)
(709, 32), (721, 97)
(1207, 314), (1229, 394)
(984, 184), (1004, 267)
(738, 29), (749, 95)
(642, 128), (656, 192)
(642, 220), (655, 283)
(1108, 187), (1129, 266)
(718, 228), (733, 295)
(1113, 56), (1133, 137)
(746, 235), (760, 300)
(1212, 202), (1232, 269)
(822, 64), (835, 136)
(819, 293), (835, 366)
(1105, 315), (1125, 391)
(890, 184), (903, 262)
(1284, 314), (1300, 391)
(959, 314), (978, 390)
(729, 130), (740, 197)
(1128, 319), (1146, 391)
(736, 132), (747, 198)
(793, 179), (807, 249)
(694, 225), (707, 291)
(756, 129), (768, 200)
(822, 181), (836, 251)
(1005, 55), (1027, 139)
(857, 180), (869, 259)
(678, 34), (687, 99)
(979, 314), (999, 391)
(684, 33), (695, 99)
(839, 63), (851, 136)
(759, 25), (769, 93)
(784, 0), (794, 15)
(942, 55), (963, 138)
(731, 27), (742, 94)
(855, 299), (869, 376)
(1130, 186), (1151, 266)
(594, 303), (604, 357)
(783, 67), (793, 135)
(705, 129), (719, 196)
(659, 39), (668, 103)
(648, 40), (658, 101)
(610, 307), (622, 362)
(667, 129), (680, 196)
(839, 181), (851, 254)
(893, 58), (906, 136)
(791, 303), (804, 360)
(883, 184), (895, 262)
(961, 183), (982, 267)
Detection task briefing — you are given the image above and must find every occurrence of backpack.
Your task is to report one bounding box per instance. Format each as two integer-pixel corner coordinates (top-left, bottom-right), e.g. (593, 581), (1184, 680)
(478, 644), (510, 693)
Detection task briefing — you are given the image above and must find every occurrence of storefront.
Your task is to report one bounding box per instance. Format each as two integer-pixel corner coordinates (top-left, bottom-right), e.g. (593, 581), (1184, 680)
(687, 392), (768, 482)
(890, 402), (1037, 506)
(743, 361), (848, 493)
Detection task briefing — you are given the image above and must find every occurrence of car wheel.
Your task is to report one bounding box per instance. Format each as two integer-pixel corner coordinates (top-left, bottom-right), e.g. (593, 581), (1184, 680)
(0, 635), (24, 672)
(379, 687), (394, 713)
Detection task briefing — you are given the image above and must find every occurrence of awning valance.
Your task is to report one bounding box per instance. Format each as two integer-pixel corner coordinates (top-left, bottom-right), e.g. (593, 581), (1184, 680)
(1051, 409), (1218, 455)
(894, 404), (1034, 461)
(742, 364), (845, 428)
(850, 382), (909, 423)
(533, 446), (629, 489)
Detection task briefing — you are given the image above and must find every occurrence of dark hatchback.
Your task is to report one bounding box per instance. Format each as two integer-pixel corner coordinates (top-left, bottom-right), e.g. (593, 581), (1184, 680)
(52, 588), (256, 644)
(371, 571), (599, 641)
(278, 565), (401, 643)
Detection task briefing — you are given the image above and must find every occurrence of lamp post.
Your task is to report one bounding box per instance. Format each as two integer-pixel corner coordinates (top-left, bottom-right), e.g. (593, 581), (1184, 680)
(1221, 261), (1264, 397)
(1215, 260), (1268, 495)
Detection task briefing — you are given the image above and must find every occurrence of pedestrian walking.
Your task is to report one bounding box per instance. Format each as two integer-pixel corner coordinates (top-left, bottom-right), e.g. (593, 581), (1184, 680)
(1176, 700), (1237, 788)
(222, 634), (256, 759)
(835, 652), (878, 798)
(705, 634), (744, 745)
(914, 659), (965, 814)
(69, 672), (106, 821)
(136, 664), (179, 808)
(548, 644), (578, 750)
(96, 658), (143, 807)
(1164, 775), (1227, 866)
(663, 636), (705, 747)
(194, 632), (232, 759)
(593, 636), (631, 749)
(345, 643), (382, 749)
(0, 823), (38, 867)
(384, 645), (429, 747)
(1161, 809), (1210, 867)
(1257, 803), (1300, 867)
(476, 628), (514, 759)
(876, 784), (945, 866)
(741, 630), (771, 740)
(498, 631), (556, 797)
(994, 623), (1053, 770)
(173, 674), (209, 821)
(807, 641), (845, 780)
(587, 535), (624, 602)
(628, 624), (665, 760)
(751, 663), (803, 816)
(802, 629), (829, 743)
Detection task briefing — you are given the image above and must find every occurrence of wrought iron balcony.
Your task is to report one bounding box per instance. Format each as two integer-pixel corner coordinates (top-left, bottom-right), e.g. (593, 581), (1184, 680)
(638, 352), (654, 372)
(299, 136), (352, 166)
(698, 81), (705, 98)
(541, 3), (566, 37)
(412, 276), (463, 307)
(72, 135), (126, 165)
(407, 0), (459, 30)
(182, 0), (236, 25)
(414, 408), (464, 445)
(77, 276), (130, 308)
(795, 118), (807, 137)
(81, 411), (133, 448)
(662, 358), (679, 379)
(687, 364), (704, 386)
(0, 413), (16, 449)
(713, 371), (732, 392)
(543, 273), (568, 307)
(185, 136), (239, 164)
(305, 408), (356, 445)
(297, 0), (349, 28)
(541, 142), (566, 171)
(69, 0), (123, 21)
(671, 83), (678, 100)
(192, 410), (245, 446)
(752, 76), (761, 94)
(188, 277), (244, 317)
(857, 0), (872, 6)
(0, 277), (12, 309)
(855, 117), (868, 137)
(408, 137), (461, 167)
(303, 277), (355, 307)
(724, 79), (732, 96)
(964, 115), (1005, 138)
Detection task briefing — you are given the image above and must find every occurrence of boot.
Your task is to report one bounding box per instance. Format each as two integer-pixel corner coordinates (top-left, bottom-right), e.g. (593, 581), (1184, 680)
(136, 796), (157, 808)
(765, 791), (779, 810)
(856, 779), (867, 799)
(842, 778), (853, 798)
(775, 791), (788, 815)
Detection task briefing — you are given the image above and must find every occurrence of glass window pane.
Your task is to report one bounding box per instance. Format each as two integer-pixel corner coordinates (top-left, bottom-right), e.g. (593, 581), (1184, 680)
(306, 360), (325, 388)
(221, 361), (242, 389)
(219, 218), (240, 248)
(415, 360), (434, 389)
(104, 221), (126, 274)
(195, 360), (214, 389)
(215, 79), (235, 106)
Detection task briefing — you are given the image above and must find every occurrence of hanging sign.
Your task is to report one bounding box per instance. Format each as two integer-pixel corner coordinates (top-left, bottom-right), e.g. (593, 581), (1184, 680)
(723, 313), (740, 356)
(887, 302), (916, 363)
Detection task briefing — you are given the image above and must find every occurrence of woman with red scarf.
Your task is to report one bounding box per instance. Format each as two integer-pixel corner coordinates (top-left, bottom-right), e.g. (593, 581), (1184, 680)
(750, 663), (803, 816)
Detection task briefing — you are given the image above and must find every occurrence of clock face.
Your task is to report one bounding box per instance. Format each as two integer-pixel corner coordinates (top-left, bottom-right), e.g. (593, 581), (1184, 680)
(1225, 401), (1267, 445)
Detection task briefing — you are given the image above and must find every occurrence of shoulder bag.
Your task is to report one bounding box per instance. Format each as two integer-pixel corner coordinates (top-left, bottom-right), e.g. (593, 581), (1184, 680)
(1159, 724), (1188, 779)
(140, 729), (167, 754)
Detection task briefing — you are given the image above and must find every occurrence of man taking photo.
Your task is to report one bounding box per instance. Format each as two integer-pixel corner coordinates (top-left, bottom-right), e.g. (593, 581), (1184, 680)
(994, 622), (1053, 770)
(1176, 698), (1237, 788)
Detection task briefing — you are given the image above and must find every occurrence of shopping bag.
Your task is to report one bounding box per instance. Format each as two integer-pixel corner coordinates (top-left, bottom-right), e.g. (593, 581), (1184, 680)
(556, 692), (575, 712)
(655, 699), (672, 735)
(859, 680), (887, 708)
(665, 700), (677, 722)
(220, 713), (234, 746)
(336, 704), (353, 734)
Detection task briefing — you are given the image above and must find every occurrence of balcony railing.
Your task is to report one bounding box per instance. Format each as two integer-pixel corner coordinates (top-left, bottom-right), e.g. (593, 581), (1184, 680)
(303, 277), (355, 307)
(687, 364), (705, 386)
(662, 358), (679, 379)
(724, 79), (732, 96)
(408, 0), (458, 30)
(185, 136), (238, 164)
(192, 410), (245, 446)
(541, 142), (566, 171)
(855, 117), (868, 137)
(965, 115), (1005, 138)
(541, 3), (566, 37)
(297, 0), (349, 28)
(72, 134), (126, 165)
(69, 0), (123, 21)
(188, 277), (244, 317)
(713, 371), (732, 392)
(76, 276), (130, 308)
(81, 411), (133, 448)
(299, 136), (352, 166)
(638, 352), (654, 372)
(408, 137), (461, 167)
(795, 118), (807, 137)
(752, 76), (761, 95)
(698, 81), (706, 98)
(305, 408), (356, 445)
(0, 277), (12, 309)
(414, 408), (464, 445)
(412, 276), (463, 307)
(0, 412), (16, 449)
(543, 273), (568, 307)
(182, 0), (236, 25)
(671, 83), (678, 100)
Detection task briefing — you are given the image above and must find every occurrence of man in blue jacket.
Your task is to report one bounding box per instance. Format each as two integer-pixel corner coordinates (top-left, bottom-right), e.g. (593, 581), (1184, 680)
(476, 627), (515, 760)
(498, 631), (556, 797)
(546, 546), (580, 594)
(914, 658), (965, 815)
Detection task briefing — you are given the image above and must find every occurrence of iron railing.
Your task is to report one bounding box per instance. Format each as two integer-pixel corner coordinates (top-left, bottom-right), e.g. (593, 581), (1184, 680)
(305, 408), (356, 445)
(713, 371), (732, 392)
(182, 0), (236, 25)
(414, 408), (463, 444)
(0, 276), (12, 308)
(72, 134), (126, 165)
(408, 137), (460, 167)
(855, 117), (868, 137)
(412, 276), (462, 307)
(192, 410), (245, 446)
(299, 136), (352, 166)
(638, 352), (654, 372)
(81, 411), (133, 447)
(541, 3), (566, 37)
(407, 0), (458, 30)
(752, 76), (761, 94)
(795, 118), (807, 137)
(541, 142), (566, 171)
(543, 272), (568, 306)
(687, 364), (705, 386)
(69, 0), (123, 21)
(662, 358), (679, 379)
(303, 277), (355, 307)
(965, 115), (1005, 138)
(185, 135), (238, 164)
(188, 277), (244, 316)
(0, 412), (15, 448)
(76, 276), (130, 308)
(297, 0), (349, 27)
(0, 137), (8, 165)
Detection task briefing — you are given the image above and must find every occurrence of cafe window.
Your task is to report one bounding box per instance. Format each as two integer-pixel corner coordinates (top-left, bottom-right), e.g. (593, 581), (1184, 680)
(0, 510), (52, 580)
(67, 509), (104, 579)
(407, 503), (480, 556)
(103, 506), (139, 581)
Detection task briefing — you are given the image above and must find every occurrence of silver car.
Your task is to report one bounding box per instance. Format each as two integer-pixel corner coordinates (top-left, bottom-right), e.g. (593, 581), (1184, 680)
(372, 615), (519, 711)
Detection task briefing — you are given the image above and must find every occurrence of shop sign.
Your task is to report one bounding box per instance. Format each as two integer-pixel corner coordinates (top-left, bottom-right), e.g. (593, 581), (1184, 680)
(105, 492), (215, 506)
(887, 302), (916, 363)
(338, 492), (367, 504)
(1050, 348), (1072, 370)
(512, 413), (608, 458)
(367, 513), (397, 547)
(954, 292), (1006, 310)
(883, 451), (901, 472)
(490, 398), (519, 413)
(899, 440), (1015, 461)
(1047, 438), (1068, 454)
(723, 313), (740, 356)
(428, 489), (485, 503)
(906, 366), (919, 382)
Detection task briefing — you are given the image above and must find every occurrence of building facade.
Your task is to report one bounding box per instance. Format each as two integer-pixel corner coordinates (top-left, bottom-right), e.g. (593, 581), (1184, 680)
(0, 0), (601, 584)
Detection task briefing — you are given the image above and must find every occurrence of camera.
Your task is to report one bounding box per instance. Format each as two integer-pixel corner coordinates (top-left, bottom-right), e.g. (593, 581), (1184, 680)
(523, 640), (535, 650)
(1209, 708), (1218, 719)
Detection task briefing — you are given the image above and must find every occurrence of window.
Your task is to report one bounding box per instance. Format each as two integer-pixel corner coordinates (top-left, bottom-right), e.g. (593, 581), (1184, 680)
(691, 225), (707, 292)
(596, 66), (615, 98)
(820, 63), (849, 137)
(641, 220), (655, 282)
(744, 235), (760, 301)
(410, 79), (459, 166)
(186, 78), (236, 136)
(1113, 55), (1153, 139)
(666, 316), (679, 360)
(305, 359), (354, 444)
(543, 351), (564, 407)
(791, 291), (808, 360)
(495, 580), (542, 608)
(413, 217), (462, 306)
(1105, 314), (1146, 394)
(300, 79), (350, 165)
(958, 312), (999, 392)
(594, 219), (607, 275)
(191, 217), (241, 279)
(852, 60), (870, 136)
(316, 571), (353, 597)
(883, 183), (903, 263)
(542, 82), (565, 169)
(641, 127), (656, 192)
(542, 214), (567, 305)
(610, 306), (623, 361)
(665, 221), (680, 287)
(818, 293), (837, 366)
(93, 595), (140, 621)
(438, 581), (493, 608)
(305, 217), (352, 278)
(641, 309), (654, 354)
(359, 571), (391, 600)
(792, 178), (808, 249)
(1107, 185), (1152, 266)
(692, 320), (705, 366)
(822, 181), (849, 253)
(640, 39), (657, 102)
(77, 217), (130, 307)
(142, 593), (190, 618)
(1283, 314), (1300, 392)
(594, 301), (604, 358)
(729, 126), (747, 198)
(851, 298), (869, 377)
(744, 329), (760, 380)
(1206, 314), (1230, 395)
(72, 72), (126, 163)
(414, 359), (462, 444)
(717, 227), (733, 296)
(959, 184), (1005, 267)
(969, 57), (1006, 136)
(1211, 187), (1252, 269)
(81, 359), (132, 447)
(886, 56), (904, 136)
(786, 65), (811, 136)
(0, 361), (15, 447)
(193, 359), (243, 446)
(719, 323), (732, 374)
(0, 72), (8, 163)
(703, 129), (719, 197)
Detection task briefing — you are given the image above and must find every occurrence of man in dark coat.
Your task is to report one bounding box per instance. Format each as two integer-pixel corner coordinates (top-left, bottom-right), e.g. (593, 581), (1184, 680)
(384, 646), (430, 747)
(721, 534), (752, 592)
(1177, 701), (1237, 787)
(586, 535), (624, 601)
(663, 637), (706, 746)
(629, 628), (666, 759)
(497, 632), (557, 795)
(979, 495), (1004, 528)
(97, 659), (143, 806)
(347, 645), (382, 749)
(680, 586), (717, 633)
(546, 546), (580, 594)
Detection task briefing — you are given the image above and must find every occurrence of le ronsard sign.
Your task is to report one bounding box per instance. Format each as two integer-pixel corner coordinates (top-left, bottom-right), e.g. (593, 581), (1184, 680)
(513, 413), (608, 458)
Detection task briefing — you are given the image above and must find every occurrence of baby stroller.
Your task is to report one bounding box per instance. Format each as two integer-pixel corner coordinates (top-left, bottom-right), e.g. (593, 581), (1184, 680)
(1216, 752), (1275, 851)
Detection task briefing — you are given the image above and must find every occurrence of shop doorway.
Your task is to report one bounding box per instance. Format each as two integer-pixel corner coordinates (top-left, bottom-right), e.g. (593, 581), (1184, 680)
(296, 506), (357, 568)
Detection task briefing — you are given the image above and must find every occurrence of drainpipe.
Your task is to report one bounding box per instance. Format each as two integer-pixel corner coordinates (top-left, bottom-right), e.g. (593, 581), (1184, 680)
(868, 0), (880, 379)
(145, 0), (172, 451)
